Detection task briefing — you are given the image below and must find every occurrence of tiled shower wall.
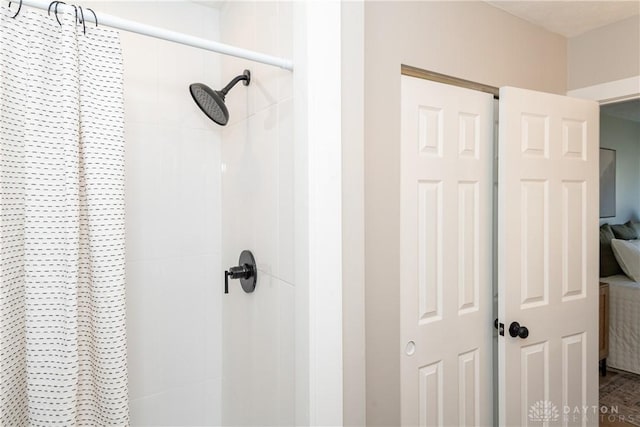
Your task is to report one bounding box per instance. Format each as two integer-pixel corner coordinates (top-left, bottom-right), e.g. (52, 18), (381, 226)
(219, 2), (295, 426)
(87, 2), (224, 425)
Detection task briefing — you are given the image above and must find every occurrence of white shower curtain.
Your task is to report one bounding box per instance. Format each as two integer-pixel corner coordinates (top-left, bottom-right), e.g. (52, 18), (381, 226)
(0, 6), (128, 426)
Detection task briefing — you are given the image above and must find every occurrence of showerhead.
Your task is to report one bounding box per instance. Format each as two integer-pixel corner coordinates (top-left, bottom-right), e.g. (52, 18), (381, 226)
(190, 84), (229, 125)
(190, 69), (251, 126)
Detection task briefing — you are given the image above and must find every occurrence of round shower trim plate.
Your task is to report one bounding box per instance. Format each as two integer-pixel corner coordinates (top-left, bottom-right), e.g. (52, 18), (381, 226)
(238, 250), (257, 293)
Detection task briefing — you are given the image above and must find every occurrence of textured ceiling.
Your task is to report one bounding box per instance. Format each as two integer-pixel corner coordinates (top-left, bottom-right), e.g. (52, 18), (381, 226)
(486, 1), (640, 37)
(601, 99), (640, 122)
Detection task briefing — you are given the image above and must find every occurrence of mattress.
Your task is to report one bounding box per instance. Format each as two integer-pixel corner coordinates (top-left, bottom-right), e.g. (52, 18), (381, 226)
(604, 274), (640, 375)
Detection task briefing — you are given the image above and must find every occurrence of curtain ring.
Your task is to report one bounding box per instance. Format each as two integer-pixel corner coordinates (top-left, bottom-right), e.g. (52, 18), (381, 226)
(47, 1), (65, 27)
(8, 0), (22, 19)
(86, 8), (98, 28)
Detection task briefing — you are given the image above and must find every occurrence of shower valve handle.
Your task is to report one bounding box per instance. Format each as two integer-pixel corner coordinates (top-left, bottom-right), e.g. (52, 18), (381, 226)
(224, 250), (257, 294)
(224, 266), (253, 293)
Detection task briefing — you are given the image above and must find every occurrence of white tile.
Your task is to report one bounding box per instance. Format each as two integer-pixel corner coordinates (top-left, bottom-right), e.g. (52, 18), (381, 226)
(221, 269), (255, 426)
(222, 56), (253, 127)
(130, 382), (206, 427)
(177, 127), (221, 257)
(278, 280), (296, 426)
(201, 129), (223, 258)
(221, 275), (295, 426)
(201, 7), (221, 42)
(151, 2), (210, 36)
(251, 62), (280, 114)
(277, 0), (294, 102)
(126, 259), (167, 400)
(204, 379), (222, 426)
(222, 272), (280, 426)
(278, 1), (293, 59)
(155, 41), (210, 129)
(127, 255), (223, 418)
(248, 106), (279, 276)
(220, 1), (255, 51)
(221, 119), (253, 270)
(121, 32), (159, 126)
(127, 124), (183, 260)
(204, 254), (223, 381)
(117, 2), (225, 425)
(220, 1), (256, 125)
(157, 256), (207, 390)
(278, 98), (295, 285)
(277, 69), (294, 104)
(124, 122), (154, 262)
(252, 2), (280, 112)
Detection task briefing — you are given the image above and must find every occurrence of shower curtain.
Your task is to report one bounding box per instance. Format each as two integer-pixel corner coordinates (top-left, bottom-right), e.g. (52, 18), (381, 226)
(0, 6), (128, 426)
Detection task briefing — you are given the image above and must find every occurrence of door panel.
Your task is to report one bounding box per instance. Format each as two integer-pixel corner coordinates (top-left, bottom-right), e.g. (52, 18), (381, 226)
(401, 76), (494, 426)
(498, 87), (599, 427)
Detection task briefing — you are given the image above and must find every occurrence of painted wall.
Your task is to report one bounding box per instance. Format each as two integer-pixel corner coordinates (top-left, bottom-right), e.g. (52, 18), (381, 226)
(85, 1), (224, 425)
(363, 2), (567, 425)
(568, 16), (640, 90)
(600, 114), (640, 225)
(219, 2), (295, 426)
(341, 1), (366, 426)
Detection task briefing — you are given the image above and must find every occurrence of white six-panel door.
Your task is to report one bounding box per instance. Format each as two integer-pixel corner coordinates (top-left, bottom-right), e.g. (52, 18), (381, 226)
(498, 87), (599, 427)
(400, 76), (494, 426)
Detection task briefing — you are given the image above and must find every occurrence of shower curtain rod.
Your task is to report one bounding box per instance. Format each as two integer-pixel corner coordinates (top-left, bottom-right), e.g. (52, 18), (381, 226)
(11, 0), (294, 71)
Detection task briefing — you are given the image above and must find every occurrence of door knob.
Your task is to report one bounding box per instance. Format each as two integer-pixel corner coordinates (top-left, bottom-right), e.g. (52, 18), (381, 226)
(508, 321), (529, 339)
(224, 250), (257, 294)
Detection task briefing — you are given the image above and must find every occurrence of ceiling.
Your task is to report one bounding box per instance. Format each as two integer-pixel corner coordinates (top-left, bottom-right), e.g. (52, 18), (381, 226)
(194, 2), (640, 38)
(601, 99), (640, 122)
(485, 1), (640, 37)
(192, 1), (224, 9)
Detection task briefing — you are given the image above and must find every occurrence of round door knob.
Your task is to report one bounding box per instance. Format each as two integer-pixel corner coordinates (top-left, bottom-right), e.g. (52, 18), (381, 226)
(509, 321), (529, 339)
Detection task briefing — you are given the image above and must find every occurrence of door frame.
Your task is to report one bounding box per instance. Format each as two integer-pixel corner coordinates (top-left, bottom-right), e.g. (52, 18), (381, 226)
(566, 75), (640, 104)
(398, 65), (608, 426)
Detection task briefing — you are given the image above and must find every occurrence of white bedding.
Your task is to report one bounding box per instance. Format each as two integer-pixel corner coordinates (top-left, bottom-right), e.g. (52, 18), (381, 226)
(604, 274), (640, 375)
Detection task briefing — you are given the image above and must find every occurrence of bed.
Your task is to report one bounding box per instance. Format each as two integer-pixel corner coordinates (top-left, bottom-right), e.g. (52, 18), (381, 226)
(603, 274), (640, 375)
(599, 221), (640, 374)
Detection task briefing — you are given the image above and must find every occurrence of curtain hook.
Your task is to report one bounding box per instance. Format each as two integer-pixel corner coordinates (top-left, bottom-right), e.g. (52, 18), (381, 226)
(47, 1), (65, 27)
(8, 0), (22, 19)
(69, 4), (77, 25)
(78, 5), (86, 35)
(86, 8), (98, 28)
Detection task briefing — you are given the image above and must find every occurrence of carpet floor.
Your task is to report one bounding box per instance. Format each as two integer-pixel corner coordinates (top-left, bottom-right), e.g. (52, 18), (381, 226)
(600, 368), (640, 426)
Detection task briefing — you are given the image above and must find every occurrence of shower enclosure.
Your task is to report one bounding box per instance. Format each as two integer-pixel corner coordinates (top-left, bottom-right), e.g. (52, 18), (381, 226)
(0, 0), (344, 424)
(97, 1), (296, 425)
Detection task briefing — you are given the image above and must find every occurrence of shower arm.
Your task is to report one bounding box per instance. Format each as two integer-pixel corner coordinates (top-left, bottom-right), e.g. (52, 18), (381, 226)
(220, 71), (250, 95)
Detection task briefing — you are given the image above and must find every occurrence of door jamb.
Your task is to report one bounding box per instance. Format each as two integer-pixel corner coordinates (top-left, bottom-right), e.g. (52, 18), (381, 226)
(566, 75), (640, 104)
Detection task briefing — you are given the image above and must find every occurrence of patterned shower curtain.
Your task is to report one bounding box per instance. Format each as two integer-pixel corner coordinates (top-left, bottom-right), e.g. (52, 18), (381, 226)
(0, 5), (128, 426)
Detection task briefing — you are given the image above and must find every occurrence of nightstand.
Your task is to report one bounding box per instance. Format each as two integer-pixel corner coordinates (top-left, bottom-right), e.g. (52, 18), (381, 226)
(600, 282), (609, 376)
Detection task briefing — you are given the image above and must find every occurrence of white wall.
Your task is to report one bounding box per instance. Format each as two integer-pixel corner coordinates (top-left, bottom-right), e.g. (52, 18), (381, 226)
(568, 16), (640, 90)
(363, 2), (567, 425)
(600, 114), (640, 225)
(341, 2), (365, 426)
(87, 2), (223, 425)
(219, 2), (295, 426)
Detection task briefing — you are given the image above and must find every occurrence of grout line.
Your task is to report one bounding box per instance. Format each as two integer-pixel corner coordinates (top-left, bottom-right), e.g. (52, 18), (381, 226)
(126, 251), (222, 264)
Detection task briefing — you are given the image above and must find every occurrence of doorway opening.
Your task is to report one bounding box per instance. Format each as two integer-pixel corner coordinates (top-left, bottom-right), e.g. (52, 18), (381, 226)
(597, 98), (640, 427)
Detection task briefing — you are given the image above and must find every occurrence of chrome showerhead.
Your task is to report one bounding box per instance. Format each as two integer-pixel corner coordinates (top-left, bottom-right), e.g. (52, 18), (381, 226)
(189, 69), (251, 126)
